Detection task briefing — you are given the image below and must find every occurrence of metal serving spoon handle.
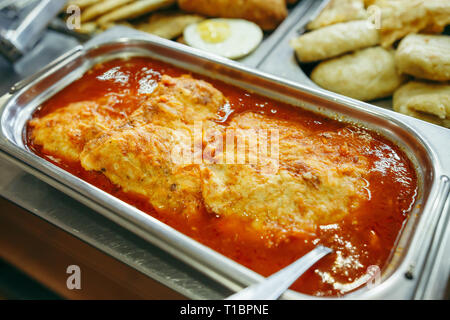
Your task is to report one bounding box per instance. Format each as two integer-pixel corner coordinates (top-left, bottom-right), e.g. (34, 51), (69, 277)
(226, 245), (332, 300)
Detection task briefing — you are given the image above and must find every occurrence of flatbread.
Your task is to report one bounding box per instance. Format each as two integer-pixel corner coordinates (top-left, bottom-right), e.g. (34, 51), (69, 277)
(396, 34), (450, 82)
(311, 46), (405, 101)
(393, 81), (450, 128)
(97, 0), (176, 25)
(290, 20), (379, 63)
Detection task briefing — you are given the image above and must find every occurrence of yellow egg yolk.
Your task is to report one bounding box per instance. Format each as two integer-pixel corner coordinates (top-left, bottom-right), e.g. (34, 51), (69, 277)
(197, 20), (231, 43)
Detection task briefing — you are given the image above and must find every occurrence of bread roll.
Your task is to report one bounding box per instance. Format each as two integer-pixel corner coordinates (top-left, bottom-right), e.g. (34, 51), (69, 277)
(311, 47), (404, 101)
(177, 0), (288, 31)
(307, 0), (366, 30)
(290, 20), (379, 63)
(396, 34), (450, 82)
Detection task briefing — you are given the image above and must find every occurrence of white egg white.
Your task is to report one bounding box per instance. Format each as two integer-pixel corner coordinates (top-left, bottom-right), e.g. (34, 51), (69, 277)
(183, 18), (264, 60)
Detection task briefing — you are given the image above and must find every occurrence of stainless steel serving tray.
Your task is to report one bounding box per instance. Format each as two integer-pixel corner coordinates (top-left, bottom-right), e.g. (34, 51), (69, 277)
(0, 32), (449, 299)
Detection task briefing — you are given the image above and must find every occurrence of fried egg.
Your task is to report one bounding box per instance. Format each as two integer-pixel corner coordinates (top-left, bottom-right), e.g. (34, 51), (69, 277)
(183, 18), (263, 59)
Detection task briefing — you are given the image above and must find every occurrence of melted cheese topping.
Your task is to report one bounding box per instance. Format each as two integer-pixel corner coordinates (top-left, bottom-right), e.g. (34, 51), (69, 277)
(27, 58), (418, 297)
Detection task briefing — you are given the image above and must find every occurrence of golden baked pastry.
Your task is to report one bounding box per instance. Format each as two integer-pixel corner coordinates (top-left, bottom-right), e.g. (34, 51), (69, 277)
(372, 0), (450, 47)
(423, 0), (450, 33)
(393, 81), (450, 128)
(311, 47), (405, 101)
(307, 0), (367, 30)
(396, 34), (450, 82)
(373, 0), (428, 47)
(290, 20), (379, 63)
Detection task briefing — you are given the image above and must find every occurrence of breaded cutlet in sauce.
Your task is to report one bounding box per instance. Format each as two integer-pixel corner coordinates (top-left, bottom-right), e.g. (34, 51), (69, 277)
(27, 57), (417, 297)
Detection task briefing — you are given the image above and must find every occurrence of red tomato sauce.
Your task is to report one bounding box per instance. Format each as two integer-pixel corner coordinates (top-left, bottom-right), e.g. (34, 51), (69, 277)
(26, 57), (418, 296)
